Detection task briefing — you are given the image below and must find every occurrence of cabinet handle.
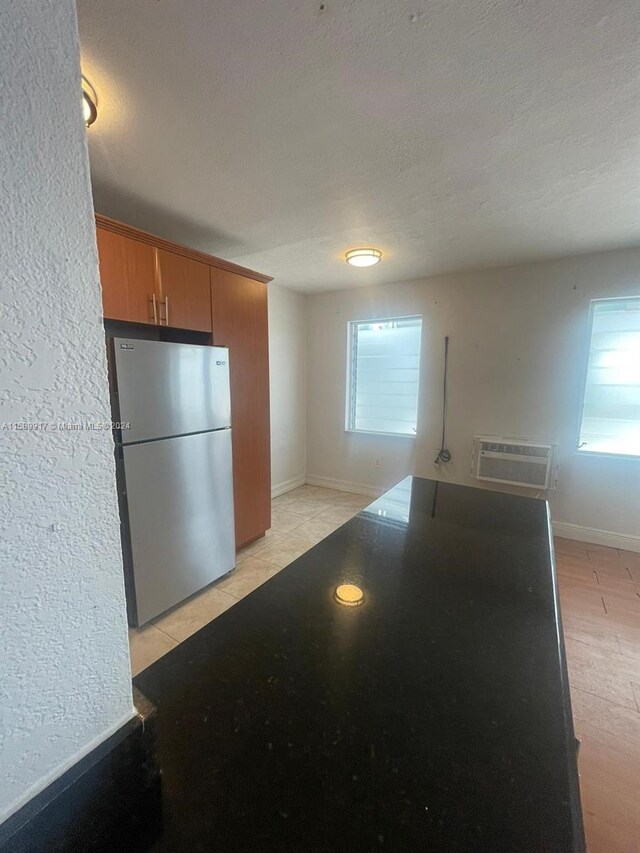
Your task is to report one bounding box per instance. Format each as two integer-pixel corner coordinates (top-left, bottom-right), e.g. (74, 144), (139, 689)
(164, 296), (169, 326)
(151, 293), (158, 324)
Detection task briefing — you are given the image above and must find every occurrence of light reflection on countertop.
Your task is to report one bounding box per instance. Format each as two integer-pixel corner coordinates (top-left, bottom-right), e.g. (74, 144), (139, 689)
(360, 476), (412, 526)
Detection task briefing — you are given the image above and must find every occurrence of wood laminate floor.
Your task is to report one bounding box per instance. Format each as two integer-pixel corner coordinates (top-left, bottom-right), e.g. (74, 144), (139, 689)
(555, 537), (640, 853)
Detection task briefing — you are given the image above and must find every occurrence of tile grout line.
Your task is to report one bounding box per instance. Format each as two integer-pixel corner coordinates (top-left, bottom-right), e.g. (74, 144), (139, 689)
(152, 624), (180, 644)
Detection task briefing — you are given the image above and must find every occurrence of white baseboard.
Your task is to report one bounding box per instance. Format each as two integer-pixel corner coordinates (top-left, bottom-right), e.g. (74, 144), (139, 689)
(552, 521), (640, 553)
(271, 475), (306, 499)
(305, 474), (382, 498)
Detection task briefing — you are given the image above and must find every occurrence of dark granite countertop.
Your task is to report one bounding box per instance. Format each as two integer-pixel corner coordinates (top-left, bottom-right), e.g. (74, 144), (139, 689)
(135, 476), (584, 852)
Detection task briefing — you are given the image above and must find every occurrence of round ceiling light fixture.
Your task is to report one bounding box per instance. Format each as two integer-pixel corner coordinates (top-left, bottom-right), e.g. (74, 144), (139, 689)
(334, 583), (365, 607)
(345, 248), (382, 267)
(82, 76), (98, 128)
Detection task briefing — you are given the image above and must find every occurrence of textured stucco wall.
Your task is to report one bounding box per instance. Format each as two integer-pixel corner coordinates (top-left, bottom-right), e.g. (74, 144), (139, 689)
(269, 285), (307, 492)
(0, 0), (133, 822)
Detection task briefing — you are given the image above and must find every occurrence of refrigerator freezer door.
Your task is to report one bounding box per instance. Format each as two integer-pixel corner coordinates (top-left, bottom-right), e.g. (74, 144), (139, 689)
(112, 338), (231, 444)
(122, 429), (235, 625)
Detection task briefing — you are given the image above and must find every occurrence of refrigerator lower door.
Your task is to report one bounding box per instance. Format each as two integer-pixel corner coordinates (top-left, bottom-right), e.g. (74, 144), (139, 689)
(122, 429), (235, 625)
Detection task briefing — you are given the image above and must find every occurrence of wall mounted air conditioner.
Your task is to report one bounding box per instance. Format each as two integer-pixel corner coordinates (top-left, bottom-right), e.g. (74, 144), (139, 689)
(471, 436), (559, 490)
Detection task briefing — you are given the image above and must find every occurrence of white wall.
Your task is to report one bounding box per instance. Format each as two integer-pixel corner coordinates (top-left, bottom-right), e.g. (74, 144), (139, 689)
(0, 1), (133, 823)
(306, 248), (640, 545)
(269, 285), (307, 494)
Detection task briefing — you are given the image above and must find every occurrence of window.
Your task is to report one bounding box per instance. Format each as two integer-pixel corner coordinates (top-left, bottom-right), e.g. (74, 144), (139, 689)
(346, 316), (422, 436)
(578, 297), (640, 458)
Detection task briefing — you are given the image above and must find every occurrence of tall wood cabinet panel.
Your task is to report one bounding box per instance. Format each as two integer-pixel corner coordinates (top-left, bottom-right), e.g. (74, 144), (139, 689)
(96, 228), (157, 325)
(156, 249), (212, 333)
(210, 269), (271, 548)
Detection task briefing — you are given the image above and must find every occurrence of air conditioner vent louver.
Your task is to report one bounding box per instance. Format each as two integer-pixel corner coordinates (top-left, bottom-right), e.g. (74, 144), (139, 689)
(472, 436), (558, 490)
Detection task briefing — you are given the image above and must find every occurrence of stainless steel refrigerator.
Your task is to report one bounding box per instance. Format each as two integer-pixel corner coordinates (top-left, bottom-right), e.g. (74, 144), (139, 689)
(109, 338), (235, 626)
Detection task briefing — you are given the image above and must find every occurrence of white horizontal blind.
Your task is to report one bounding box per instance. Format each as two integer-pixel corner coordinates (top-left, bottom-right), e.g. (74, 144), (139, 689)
(348, 316), (422, 435)
(579, 297), (640, 457)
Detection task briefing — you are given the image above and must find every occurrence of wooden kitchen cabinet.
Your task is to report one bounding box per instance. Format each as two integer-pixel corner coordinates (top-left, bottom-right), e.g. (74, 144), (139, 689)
(210, 268), (271, 548)
(96, 227), (157, 325)
(156, 249), (211, 333)
(96, 216), (212, 332)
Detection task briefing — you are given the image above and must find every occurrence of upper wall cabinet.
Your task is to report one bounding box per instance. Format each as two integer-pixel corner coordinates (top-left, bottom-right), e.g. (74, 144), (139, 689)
(156, 249), (211, 333)
(96, 228), (158, 325)
(96, 217), (227, 333)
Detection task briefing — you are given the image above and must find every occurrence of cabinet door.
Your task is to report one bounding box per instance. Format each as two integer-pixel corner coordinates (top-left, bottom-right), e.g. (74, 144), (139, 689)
(156, 249), (212, 332)
(96, 227), (158, 324)
(210, 269), (270, 548)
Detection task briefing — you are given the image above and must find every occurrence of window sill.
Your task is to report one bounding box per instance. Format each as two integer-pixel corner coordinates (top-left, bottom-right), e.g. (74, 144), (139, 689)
(576, 448), (640, 462)
(345, 428), (417, 439)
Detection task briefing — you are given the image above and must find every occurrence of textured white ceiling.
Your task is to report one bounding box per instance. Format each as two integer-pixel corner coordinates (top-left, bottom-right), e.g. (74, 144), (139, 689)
(77, 0), (640, 293)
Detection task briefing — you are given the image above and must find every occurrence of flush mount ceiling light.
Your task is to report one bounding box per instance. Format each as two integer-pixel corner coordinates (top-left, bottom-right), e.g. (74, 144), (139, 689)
(81, 76), (98, 128)
(334, 583), (365, 607)
(345, 248), (382, 267)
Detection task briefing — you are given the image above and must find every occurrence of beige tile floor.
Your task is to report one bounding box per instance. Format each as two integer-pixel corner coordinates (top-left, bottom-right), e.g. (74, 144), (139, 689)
(128, 485), (370, 676)
(128, 488), (640, 852)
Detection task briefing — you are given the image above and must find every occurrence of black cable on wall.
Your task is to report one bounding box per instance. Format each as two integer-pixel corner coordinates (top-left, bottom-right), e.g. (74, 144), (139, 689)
(434, 335), (452, 466)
